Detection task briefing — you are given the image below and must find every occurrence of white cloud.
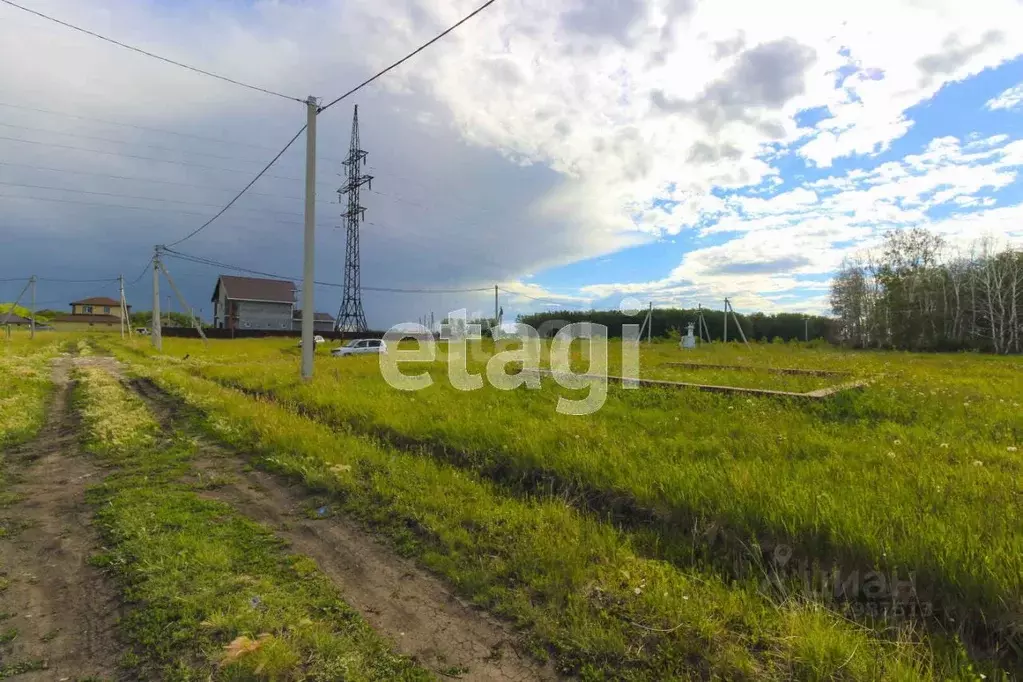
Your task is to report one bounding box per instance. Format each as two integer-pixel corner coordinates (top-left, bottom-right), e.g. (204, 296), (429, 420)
(986, 83), (1023, 111)
(2, 0), (1023, 322)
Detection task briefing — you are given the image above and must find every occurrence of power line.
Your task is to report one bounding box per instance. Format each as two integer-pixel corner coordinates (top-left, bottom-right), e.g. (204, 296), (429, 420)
(127, 257), (155, 286)
(0, 0), (304, 103)
(498, 286), (590, 308)
(162, 248), (492, 293)
(38, 276), (119, 283)
(0, 160), (334, 204)
(0, 101), (346, 162)
(164, 125), (308, 247)
(0, 191), (310, 223)
(0, 120), (280, 166)
(0, 180), (310, 218)
(318, 0), (500, 114)
(0, 134), (334, 185)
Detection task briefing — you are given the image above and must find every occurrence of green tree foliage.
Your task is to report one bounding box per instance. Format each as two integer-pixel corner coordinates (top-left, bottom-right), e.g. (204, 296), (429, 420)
(130, 310), (203, 328)
(831, 228), (1023, 353)
(517, 307), (836, 342)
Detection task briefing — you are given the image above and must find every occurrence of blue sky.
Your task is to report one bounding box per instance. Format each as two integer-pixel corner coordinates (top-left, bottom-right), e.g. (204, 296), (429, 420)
(527, 54), (1023, 315)
(2, 0), (1023, 326)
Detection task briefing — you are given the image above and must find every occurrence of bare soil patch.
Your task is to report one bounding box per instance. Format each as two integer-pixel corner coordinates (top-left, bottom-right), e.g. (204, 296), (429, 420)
(127, 374), (559, 682)
(0, 356), (121, 680)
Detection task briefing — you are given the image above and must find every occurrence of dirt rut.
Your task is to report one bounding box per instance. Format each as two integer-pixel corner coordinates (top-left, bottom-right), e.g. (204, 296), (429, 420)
(0, 355), (121, 680)
(128, 375), (559, 682)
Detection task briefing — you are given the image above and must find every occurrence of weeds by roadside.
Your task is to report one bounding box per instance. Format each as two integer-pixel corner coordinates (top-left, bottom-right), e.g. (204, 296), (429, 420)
(126, 358), (992, 681)
(74, 365), (429, 680)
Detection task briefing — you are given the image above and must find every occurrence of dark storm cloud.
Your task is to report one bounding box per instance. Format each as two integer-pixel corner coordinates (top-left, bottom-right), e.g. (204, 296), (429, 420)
(651, 38), (817, 130)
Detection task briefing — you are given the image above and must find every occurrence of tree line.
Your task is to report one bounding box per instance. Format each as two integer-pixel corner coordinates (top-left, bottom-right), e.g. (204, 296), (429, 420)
(831, 228), (1023, 353)
(517, 307), (836, 343)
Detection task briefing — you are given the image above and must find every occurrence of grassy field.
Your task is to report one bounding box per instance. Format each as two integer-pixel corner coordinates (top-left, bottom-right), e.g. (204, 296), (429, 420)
(89, 333), (1018, 679)
(0, 337), (62, 450)
(3, 331), (1020, 678)
(74, 361), (431, 680)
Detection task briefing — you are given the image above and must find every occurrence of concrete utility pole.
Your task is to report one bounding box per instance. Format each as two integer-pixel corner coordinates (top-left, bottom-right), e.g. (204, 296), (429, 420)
(723, 299), (728, 343)
(119, 274), (125, 339)
(158, 260), (208, 345)
(725, 298), (751, 350)
(300, 95), (318, 380)
(494, 285), (499, 338)
(647, 301), (653, 343)
(805, 317), (809, 342)
(152, 247), (162, 351)
(2, 277), (32, 331)
(29, 275), (36, 340)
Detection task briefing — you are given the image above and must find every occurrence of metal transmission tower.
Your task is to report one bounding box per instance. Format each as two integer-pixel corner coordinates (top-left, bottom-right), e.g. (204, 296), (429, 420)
(335, 105), (373, 332)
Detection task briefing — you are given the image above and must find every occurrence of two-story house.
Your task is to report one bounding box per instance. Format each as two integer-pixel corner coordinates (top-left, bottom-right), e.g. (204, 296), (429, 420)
(211, 275), (296, 330)
(50, 297), (130, 330)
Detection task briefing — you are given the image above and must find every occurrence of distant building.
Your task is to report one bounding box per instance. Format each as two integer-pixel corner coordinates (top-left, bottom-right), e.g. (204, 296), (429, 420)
(211, 275), (296, 331)
(1, 313), (41, 328)
(293, 310), (335, 333)
(50, 297), (129, 331)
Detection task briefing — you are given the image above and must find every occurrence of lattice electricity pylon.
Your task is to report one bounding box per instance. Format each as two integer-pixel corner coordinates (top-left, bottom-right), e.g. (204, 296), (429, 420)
(335, 104), (373, 333)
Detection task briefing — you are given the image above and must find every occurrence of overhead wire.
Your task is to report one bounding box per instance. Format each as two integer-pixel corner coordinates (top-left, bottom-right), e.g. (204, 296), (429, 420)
(498, 286), (591, 308)
(162, 248), (492, 293)
(3, 0), (502, 264)
(0, 134), (335, 185)
(164, 125), (309, 247)
(0, 101), (346, 162)
(0, 120), (283, 165)
(0, 191), (310, 223)
(0, 180), (312, 218)
(0, 0), (305, 103)
(0, 161), (335, 204)
(318, 0), (500, 114)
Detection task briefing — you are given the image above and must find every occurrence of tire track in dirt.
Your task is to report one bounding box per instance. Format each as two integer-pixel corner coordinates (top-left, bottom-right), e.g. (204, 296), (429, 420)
(0, 355), (121, 680)
(126, 374), (561, 682)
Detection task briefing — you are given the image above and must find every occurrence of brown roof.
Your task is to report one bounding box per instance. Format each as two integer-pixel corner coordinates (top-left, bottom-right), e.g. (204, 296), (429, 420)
(52, 314), (122, 324)
(1, 313), (34, 325)
(213, 275), (295, 304)
(70, 297), (122, 307)
(293, 310), (335, 322)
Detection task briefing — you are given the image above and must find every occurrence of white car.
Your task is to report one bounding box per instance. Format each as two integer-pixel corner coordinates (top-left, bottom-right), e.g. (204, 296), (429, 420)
(331, 338), (387, 357)
(298, 335), (326, 347)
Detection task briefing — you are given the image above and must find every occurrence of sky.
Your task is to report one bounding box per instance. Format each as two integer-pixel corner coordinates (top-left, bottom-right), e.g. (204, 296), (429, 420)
(1, 0), (1022, 327)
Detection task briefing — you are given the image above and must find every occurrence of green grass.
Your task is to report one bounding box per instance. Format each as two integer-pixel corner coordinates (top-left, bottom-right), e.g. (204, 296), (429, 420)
(0, 339), (59, 450)
(127, 338), (1022, 660)
(74, 365), (429, 681)
(115, 349), (993, 681)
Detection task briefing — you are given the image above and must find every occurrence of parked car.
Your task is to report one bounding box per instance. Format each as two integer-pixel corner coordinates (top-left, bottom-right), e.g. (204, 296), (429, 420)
(297, 335), (326, 347)
(331, 338), (386, 357)
(135, 328), (151, 335)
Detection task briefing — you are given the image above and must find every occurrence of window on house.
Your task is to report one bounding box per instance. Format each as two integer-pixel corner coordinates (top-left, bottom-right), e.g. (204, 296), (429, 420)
(103, 306), (110, 313)
(84, 305), (93, 313)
